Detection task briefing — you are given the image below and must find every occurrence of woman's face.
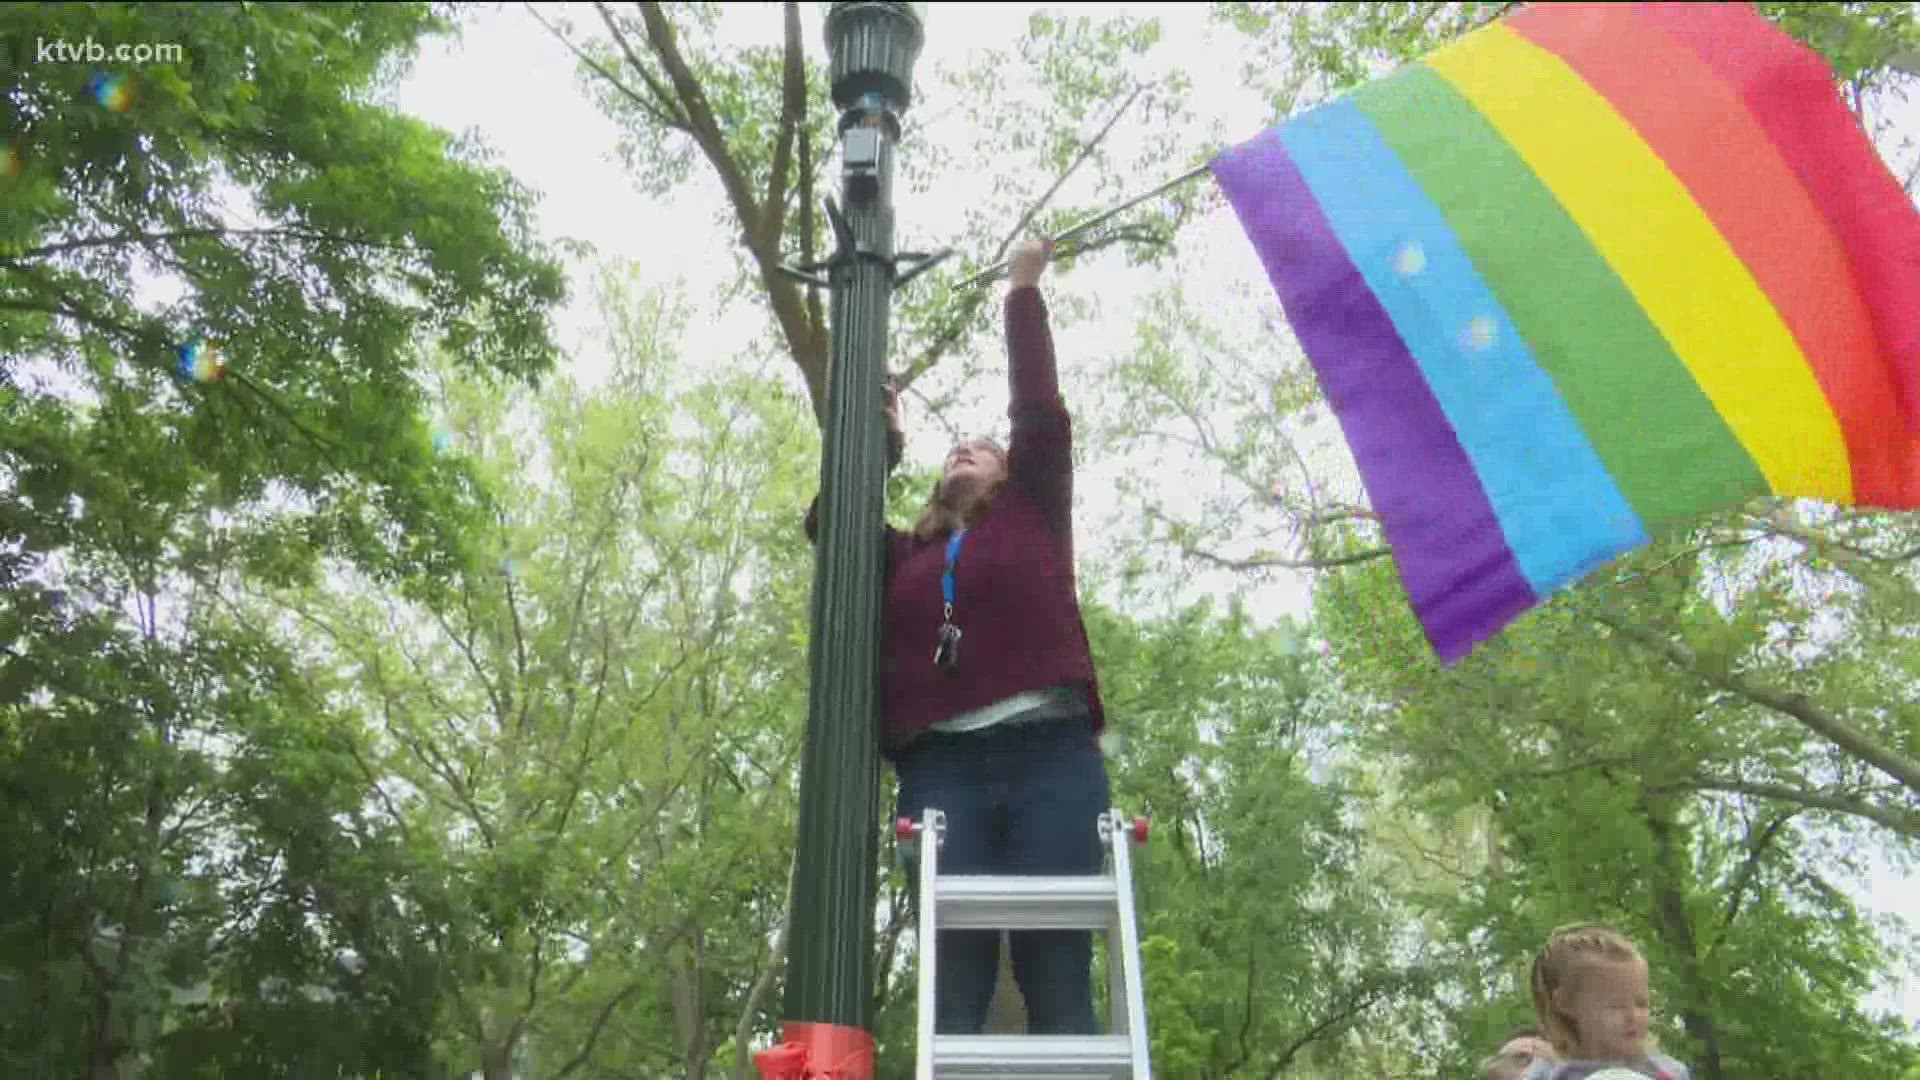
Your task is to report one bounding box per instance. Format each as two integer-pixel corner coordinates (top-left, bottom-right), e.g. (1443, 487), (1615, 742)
(942, 437), (1006, 492)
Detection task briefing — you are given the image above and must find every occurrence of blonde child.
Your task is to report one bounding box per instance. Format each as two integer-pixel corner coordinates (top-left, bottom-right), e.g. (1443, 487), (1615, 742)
(1522, 924), (1692, 1080)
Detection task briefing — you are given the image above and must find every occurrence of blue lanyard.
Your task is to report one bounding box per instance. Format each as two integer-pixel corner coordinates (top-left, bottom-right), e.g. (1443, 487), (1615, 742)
(942, 529), (965, 621)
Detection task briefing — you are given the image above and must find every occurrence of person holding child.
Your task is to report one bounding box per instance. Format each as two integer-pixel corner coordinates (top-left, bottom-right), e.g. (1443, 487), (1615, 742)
(1481, 1024), (1556, 1080)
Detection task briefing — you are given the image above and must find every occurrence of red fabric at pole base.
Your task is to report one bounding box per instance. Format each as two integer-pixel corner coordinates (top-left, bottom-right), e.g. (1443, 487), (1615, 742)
(752, 1021), (875, 1080)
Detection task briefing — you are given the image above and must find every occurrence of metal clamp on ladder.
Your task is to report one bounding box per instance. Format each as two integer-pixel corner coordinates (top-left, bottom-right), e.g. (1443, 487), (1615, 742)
(894, 807), (1153, 1079)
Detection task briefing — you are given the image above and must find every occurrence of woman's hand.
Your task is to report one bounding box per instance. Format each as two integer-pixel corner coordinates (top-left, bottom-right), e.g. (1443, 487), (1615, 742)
(884, 375), (905, 470)
(1008, 236), (1054, 289)
(884, 375), (903, 437)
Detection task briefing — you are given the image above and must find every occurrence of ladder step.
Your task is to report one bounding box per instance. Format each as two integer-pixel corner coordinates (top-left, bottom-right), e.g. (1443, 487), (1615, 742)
(933, 875), (1119, 930)
(932, 1034), (1134, 1077)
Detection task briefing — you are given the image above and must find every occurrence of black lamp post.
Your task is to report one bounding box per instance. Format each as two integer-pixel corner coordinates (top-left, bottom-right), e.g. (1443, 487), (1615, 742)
(775, 2), (943, 1069)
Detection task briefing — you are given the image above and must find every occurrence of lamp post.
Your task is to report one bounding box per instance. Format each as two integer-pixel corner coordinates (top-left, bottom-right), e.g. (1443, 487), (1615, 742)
(773, 3), (935, 1073)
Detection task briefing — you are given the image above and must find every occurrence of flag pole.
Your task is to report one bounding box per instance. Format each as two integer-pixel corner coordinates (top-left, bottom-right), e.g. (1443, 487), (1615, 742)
(956, 161), (1213, 290)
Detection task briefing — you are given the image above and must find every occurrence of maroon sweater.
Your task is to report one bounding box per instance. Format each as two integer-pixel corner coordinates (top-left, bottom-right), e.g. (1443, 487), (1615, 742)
(806, 285), (1107, 752)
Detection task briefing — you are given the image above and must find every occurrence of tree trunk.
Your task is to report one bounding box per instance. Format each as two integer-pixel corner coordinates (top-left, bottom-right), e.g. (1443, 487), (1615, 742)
(85, 1022), (122, 1080)
(1645, 807), (1726, 1080)
(672, 935), (710, 1077)
(735, 895), (791, 1080)
(88, 771), (169, 1080)
(1484, 805), (1504, 879)
(482, 1041), (515, 1080)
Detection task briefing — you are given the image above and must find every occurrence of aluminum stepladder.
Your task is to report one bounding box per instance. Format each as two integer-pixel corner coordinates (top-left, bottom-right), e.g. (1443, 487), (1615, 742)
(894, 807), (1153, 1079)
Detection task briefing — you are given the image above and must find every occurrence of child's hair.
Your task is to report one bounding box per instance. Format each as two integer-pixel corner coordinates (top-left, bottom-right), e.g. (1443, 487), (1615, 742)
(1530, 923), (1644, 1054)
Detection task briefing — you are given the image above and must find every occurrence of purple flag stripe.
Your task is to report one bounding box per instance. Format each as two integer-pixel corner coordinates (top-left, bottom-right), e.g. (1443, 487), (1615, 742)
(1210, 128), (1538, 661)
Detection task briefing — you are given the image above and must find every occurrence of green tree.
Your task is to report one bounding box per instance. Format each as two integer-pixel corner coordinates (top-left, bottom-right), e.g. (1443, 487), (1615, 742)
(1310, 532), (1920, 1078)
(1087, 597), (1429, 1077)
(237, 266), (834, 1078)
(3, 2), (566, 582)
(2, 3), (565, 1076)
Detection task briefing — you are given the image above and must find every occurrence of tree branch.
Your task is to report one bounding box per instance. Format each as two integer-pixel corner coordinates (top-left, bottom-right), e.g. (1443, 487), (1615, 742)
(1147, 357), (1220, 457)
(499, 537), (532, 738)
(1609, 535), (1763, 586)
(1262, 972), (1412, 1080)
(5, 224), (386, 263)
(733, 861), (794, 1080)
(1760, 505), (1920, 566)
(895, 83), (1153, 392)
(635, 1), (747, 218)
(590, 2), (692, 128)
(443, 576), (510, 730)
(997, 82), (1146, 258)
(870, 876), (912, 1015)
(628, 1), (823, 419)
(763, 2), (805, 254)
(1719, 810), (1796, 934)
(3, 293), (352, 476)
(529, 2), (686, 131)
(551, 980), (653, 1078)
(389, 708), (498, 847)
(1228, 943), (1259, 1074)
(156, 790), (226, 852)
(1591, 608), (1920, 795)
(799, 109), (823, 341)
(1378, 815), (1481, 885)
(1049, 221), (1173, 264)
(1186, 542), (1392, 573)
(1667, 777), (1920, 840)
(226, 369), (353, 471)
(1303, 505), (1380, 528)
(0, 294), (160, 346)
(556, 507), (622, 739)
(507, 934), (546, 1055)
(347, 739), (414, 844)
(1494, 755), (1645, 784)
(1643, 807), (1728, 1080)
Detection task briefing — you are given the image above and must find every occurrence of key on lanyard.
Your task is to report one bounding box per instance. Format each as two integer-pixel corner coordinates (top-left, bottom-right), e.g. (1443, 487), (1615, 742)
(934, 622), (961, 669)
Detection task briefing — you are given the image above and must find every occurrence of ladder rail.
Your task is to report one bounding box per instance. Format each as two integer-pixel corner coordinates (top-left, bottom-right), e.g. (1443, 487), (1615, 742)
(1107, 813), (1152, 1076)
(1103, 818), (1129, 1041)
(914, 809), (945, 1080)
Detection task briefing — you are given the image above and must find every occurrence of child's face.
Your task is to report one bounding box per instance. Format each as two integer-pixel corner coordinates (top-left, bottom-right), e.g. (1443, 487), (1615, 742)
(1560, 957), (1652, 1061)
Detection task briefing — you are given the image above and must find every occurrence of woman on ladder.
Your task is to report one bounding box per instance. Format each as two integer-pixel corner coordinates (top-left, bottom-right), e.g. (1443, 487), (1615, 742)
(805, 236), (1113, 1036)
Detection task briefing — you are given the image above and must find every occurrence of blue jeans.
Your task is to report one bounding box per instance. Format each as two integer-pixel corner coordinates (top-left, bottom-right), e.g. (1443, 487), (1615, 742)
(893, 715), (1112, 1036)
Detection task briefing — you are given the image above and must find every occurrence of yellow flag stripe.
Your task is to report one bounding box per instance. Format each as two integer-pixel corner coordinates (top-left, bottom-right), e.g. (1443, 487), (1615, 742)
(1427, 23), (1853, 502)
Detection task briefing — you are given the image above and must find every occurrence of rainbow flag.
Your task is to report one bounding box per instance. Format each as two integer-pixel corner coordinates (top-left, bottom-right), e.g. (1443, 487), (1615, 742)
(1212, 1), (1920, 663)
